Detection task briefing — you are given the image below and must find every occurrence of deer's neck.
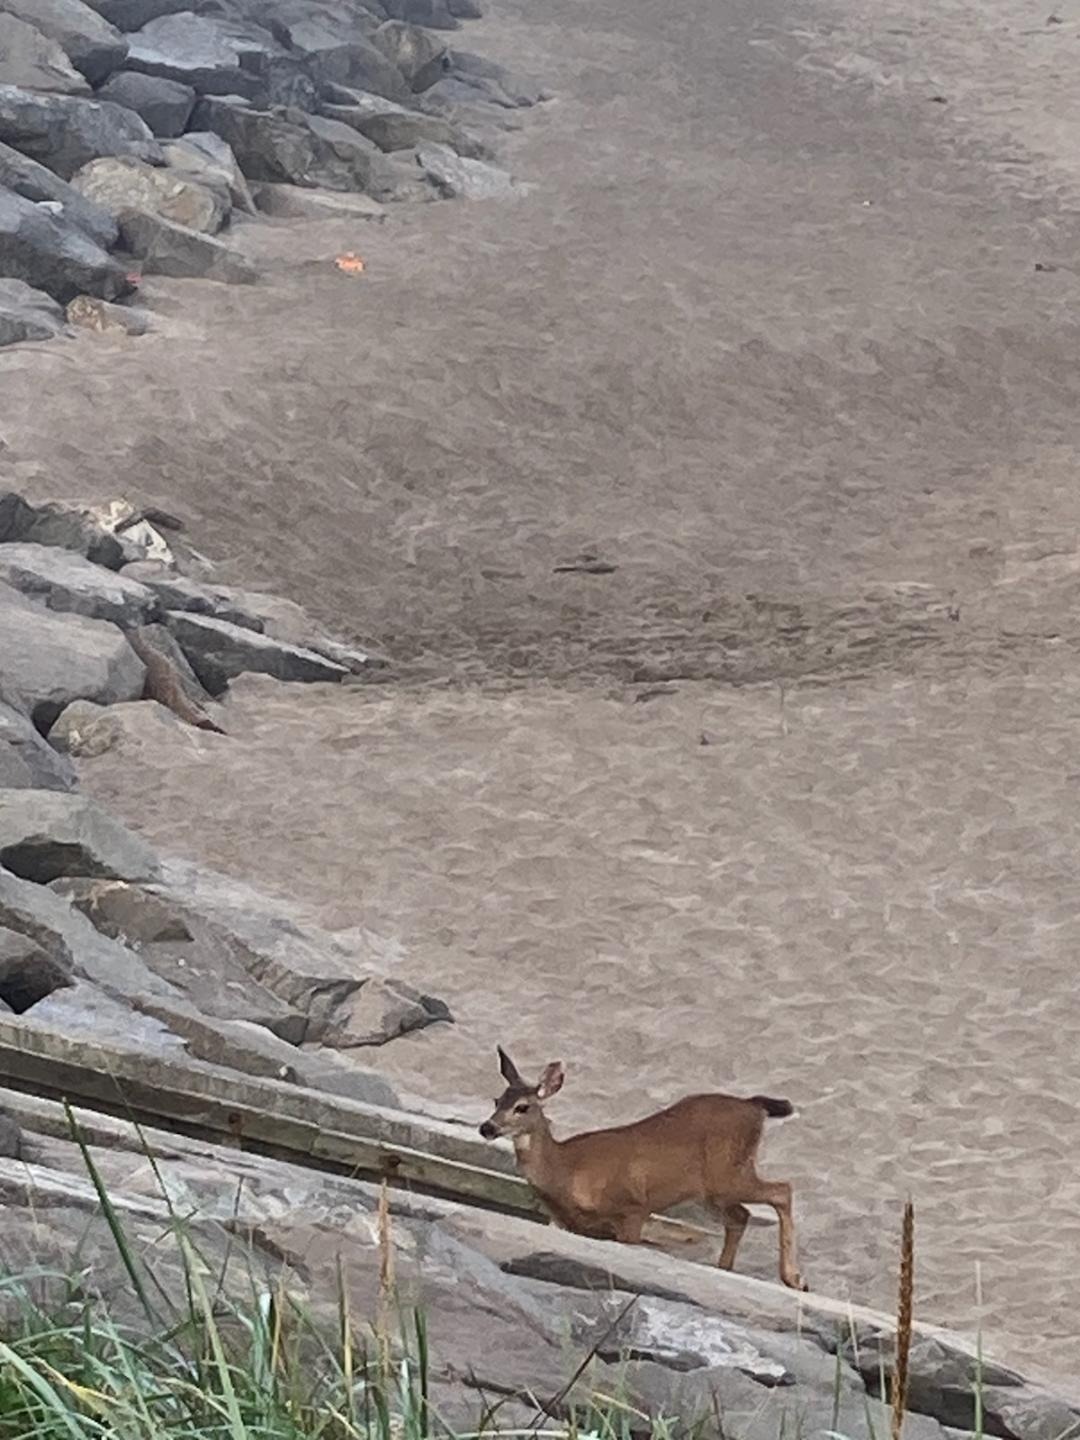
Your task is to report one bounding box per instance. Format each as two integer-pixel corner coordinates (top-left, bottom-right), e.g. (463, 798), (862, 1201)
(513, 1118), (561, 1192)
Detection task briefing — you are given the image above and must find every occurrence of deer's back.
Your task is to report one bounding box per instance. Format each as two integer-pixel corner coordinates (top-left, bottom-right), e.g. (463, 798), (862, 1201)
(557, 1093), (767, 1207)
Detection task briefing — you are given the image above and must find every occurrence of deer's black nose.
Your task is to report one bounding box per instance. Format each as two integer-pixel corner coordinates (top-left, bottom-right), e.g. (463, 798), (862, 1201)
(479, 1121), (497, 1139)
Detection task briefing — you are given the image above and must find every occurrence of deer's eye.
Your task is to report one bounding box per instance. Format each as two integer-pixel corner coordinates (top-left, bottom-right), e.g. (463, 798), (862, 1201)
(513, 1102), (529, 1115)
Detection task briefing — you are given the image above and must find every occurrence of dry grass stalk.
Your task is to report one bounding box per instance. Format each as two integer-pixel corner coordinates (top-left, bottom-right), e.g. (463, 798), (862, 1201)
(376, 1178), (395, 1384)
(891, 1199), (915, 1440)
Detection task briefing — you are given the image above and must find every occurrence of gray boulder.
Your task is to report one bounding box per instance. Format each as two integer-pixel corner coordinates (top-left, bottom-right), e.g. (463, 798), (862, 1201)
(0, 925), (73, 1013)
(345, 107), (477, 154)
(124, 12), (280, 98)
(419, 74), (525, 129)
(447, 49), (544, 106)
(276, 17), (411, 103)
(0, 542), (159, 625)
(447, 0), (482, 15)
(0, 789), (161, 884)
(191, 96), (397, 195)
(117, 208), (255, 281)
(118, 563), (262, 625)
(80, 0), (188, 29)
(94, 69), (193, 136)
(322, 976), (451, 1048)
(0, 277), (67, 346)
(165, 610), (347, 692)
(0, 700), (76, 791)
(0, 496), (130, 567)
(372, 20), (447, 91)
(0, 139), (117, 247)
(250, 179), (385, 221)
(0, 13), (88, 94)
(0, 186), (134, 303)
(382, 0), (458, 31)
(0, 491), (33, 541)
(0, 84), (161, 178)
(125, 622), (224, 733)
(161, 130), (252, 212)
(73, 154), (228, 233)
(0, 589), (145, 728)
(415, 140), (517, 199)
(66, 292), (150, 333)
(0, 863), (182, 1004)
(0, 0), (128, 85)
(304, 111), (399, 192)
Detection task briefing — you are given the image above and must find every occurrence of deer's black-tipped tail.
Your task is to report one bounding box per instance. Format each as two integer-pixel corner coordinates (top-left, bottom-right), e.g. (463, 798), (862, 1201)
(751, 1095), (795, 1119)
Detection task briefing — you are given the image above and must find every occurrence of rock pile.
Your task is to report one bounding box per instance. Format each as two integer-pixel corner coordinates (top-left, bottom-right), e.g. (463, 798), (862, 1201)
(0, 485), (446, 1091)
(0, 0), (544, 345)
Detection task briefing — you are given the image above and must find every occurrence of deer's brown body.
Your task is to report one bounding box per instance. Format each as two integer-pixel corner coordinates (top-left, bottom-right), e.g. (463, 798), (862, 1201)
(480, 1050), (804, 1290)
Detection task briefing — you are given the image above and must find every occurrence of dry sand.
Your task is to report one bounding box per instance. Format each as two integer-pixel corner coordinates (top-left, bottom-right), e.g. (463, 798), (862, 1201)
(5, 0), (1080, 1383)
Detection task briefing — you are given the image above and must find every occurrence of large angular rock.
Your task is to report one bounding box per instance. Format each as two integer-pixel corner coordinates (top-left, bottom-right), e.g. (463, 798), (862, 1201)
(117, 209), (255, 281)
(0, 542), (158, 625)
(241, 3), (410, 100)
(81, 0), (187, 30)
(124, 12), (281, 98)
(0, 790), (161, 884)
(49, 697), (195, 757)
(0, 493), (34, 542)
(0, 13), (89, 94)
(0, 866), (179, 1004)
(50, 876), (192, 943)
(0, 138), (117, 247)
(199, 585), (377, 673)
(191, 95), (396, 195)
(66, 292), (149, 333)
(0, 84), (161, 178)
(0, 0), (128, 86)
(0, 700), (76, 791)
(0, 186), (131, 303)
(322, 976), (451, 1047)
(382, 0), (459, 31)
(415, 140), (517, 199)
(73, 154), (228, 232)
(94, 69), (193, 136)
(0, 590), (145, 728)
(446, 49), (544, 107)
(419, 74), (525, 131)
(161, 130), (252, 211)
(347, 106), (475, 154)
(126, 622), (224, 733)
(0, 925), (73, 1012)
(165, 610), (348, 691)
(119, 562), (259, 624)
(303, 111), (398, 191)
(294, 31), (411, 103)
(1, 497), (131, 567)
(371, 20), (447, 91)
(21, 977), (186, 1050)
(250, 180), (384, 221)
(0, 277), (67, 346)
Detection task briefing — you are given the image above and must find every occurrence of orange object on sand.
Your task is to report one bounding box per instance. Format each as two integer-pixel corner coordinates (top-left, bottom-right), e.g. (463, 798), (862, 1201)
(334, 252), (366, 274)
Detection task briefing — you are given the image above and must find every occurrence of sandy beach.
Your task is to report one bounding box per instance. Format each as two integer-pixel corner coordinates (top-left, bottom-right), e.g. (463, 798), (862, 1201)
(4, 0), (1080, 1383)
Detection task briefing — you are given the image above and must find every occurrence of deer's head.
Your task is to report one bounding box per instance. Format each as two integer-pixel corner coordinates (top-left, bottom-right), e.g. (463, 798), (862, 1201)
(478, 1046), (564, 1141)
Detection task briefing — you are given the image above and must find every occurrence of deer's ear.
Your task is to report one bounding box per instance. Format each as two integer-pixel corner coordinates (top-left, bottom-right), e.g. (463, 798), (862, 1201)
(498, 1046), (524, 1086)
(537, 1061), (565, 1100)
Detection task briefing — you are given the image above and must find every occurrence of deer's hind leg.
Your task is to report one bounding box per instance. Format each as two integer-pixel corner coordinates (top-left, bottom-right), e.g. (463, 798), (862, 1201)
(709, 1202), (751, 1271)
(742, 1178), (805, 1291)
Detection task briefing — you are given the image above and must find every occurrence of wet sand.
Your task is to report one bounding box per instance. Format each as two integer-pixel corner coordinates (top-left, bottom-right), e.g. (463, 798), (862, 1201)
(5, 0), (1080, 1384)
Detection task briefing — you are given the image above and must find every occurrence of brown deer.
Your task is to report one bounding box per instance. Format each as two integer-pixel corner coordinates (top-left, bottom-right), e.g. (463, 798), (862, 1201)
(479, 1047), (805, 1290)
